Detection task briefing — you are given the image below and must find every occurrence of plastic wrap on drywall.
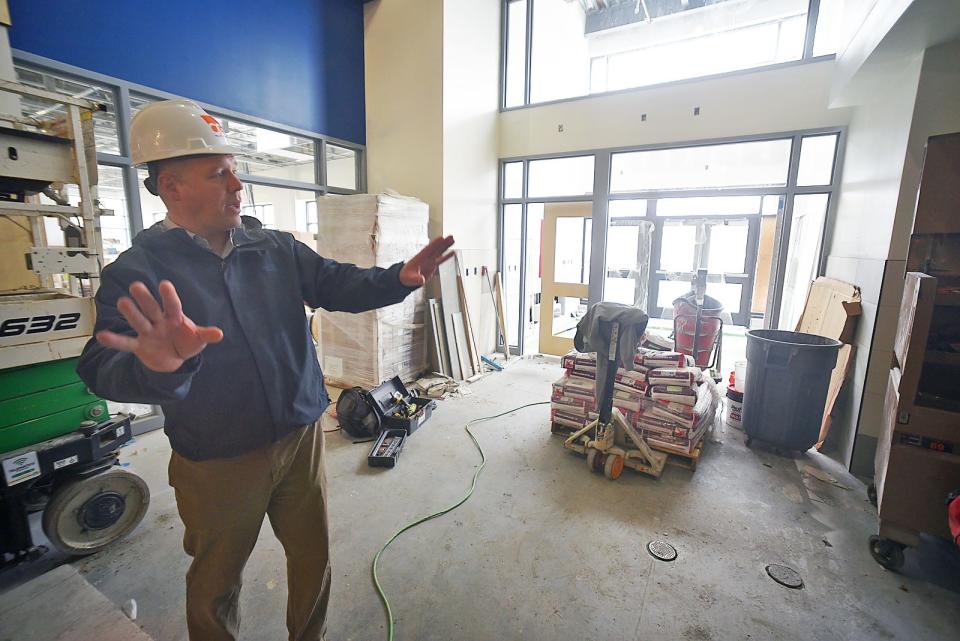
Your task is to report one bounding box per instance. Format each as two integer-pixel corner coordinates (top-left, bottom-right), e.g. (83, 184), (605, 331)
(316, 193), (430, 388)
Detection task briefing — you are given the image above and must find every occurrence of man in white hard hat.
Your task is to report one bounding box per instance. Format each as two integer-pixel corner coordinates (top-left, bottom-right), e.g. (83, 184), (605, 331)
(77, 99), (454, 641)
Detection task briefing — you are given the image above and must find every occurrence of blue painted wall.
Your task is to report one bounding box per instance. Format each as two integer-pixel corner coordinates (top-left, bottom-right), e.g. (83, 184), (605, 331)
(8, 0), (367, 144)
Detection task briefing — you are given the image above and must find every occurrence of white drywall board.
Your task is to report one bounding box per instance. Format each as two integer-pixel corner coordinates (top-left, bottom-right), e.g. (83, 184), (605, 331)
(438, 257), (464, 380)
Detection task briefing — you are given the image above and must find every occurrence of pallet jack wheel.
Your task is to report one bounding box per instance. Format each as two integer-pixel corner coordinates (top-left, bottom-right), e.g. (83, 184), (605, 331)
(586, 449), (603, 473)
(603, 454), (624, 480)
(42, 468), (150, 556)
(868, 535), (905, 571)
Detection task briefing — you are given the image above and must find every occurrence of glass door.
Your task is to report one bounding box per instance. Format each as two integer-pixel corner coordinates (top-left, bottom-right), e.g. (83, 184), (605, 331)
(539, 202), (591, 355)
(650, 217), (759, 326)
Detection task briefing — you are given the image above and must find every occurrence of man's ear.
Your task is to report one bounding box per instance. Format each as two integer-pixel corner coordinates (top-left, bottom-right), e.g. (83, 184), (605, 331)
(157, 171), (180, 202)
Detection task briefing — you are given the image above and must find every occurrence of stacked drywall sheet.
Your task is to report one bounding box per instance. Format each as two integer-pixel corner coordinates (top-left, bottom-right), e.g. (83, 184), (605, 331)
(551, 343), (720, 457)
(317, 193), (428, 389)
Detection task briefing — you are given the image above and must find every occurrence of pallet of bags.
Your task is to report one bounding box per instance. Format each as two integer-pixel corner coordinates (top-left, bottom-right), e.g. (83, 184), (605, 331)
(640, 374), (720, 459)
(552, 346), (719, 458)
(561, 350), (597, 378)
(550, 372), (595, 435)
(553, 356), (647, 436)
(641, 332), (674, 352)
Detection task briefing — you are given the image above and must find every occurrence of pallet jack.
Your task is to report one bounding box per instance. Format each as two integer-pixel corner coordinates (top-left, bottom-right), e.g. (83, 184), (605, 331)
(564, 312), (667, 480)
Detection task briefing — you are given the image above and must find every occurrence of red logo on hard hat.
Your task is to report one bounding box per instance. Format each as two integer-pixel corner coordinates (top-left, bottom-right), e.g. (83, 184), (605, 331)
(201, 115), (224, 134)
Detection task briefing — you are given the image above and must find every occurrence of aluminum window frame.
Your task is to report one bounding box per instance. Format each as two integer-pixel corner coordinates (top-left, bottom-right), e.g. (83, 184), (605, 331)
(498, 126), (847, 354)
(12, 50), (368, 433)
(500, 0), (834, 111)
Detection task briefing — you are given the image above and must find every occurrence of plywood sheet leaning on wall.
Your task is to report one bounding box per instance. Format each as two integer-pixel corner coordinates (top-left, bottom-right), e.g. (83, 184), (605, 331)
(794, 277), (863, 448)
(795, 277), (863, 342)
(815, 344), (855, 449)
(438, 257), (466, 380)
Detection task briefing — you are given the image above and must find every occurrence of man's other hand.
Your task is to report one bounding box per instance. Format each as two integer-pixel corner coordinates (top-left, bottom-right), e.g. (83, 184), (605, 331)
(399, 236), (456, 287)
(95, 280), (224, 373)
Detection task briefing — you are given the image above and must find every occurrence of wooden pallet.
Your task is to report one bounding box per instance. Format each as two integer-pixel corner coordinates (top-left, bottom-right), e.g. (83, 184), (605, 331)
(550, 421), (584, 438)
(658, 442), (704, 472)
(554, 421), (703, 472)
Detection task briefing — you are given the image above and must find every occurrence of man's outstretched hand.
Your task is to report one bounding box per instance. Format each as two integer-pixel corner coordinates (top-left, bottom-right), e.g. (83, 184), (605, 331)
(399, 235), (456, 287)
(96, 280), (224, 373)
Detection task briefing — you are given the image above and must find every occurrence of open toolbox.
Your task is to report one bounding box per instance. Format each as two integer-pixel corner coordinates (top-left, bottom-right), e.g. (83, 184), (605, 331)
(368, 429), (407, 468)
(366, 376), (437, 468)
(367, 376), (436, 434)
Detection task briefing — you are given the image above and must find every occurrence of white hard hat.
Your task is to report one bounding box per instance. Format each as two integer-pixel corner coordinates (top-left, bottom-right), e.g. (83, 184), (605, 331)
(130, 99), (240, 166)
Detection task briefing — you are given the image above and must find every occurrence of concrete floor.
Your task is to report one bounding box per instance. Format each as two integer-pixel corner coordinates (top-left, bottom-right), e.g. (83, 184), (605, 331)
(2, 356), (959, 641)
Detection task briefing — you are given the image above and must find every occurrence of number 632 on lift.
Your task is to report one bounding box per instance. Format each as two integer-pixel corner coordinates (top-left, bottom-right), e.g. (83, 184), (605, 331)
(0, 313), (82, 337)
(0, 295), (95, 348)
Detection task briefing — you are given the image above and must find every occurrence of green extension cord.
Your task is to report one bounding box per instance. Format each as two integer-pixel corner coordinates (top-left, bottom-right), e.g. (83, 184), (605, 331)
(371, 401), (551, 641)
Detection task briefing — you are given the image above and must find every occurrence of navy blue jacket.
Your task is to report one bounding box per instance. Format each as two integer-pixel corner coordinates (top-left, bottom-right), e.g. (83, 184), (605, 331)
(77, 222), (415, 461)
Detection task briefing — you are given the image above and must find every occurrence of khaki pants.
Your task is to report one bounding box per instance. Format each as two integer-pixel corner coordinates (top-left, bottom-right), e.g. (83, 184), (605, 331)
(168, 423), (330, 641)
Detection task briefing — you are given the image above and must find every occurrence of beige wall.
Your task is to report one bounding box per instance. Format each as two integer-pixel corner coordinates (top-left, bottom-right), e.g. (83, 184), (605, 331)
(500, 59), (852, 158)
(364, 0), (501, 356)
(364, 0), (444, 237)
(442, 0), (501, 355)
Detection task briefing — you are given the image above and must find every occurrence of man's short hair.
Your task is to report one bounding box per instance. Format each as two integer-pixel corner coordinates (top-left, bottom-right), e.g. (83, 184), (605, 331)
(143, 154), (231, 196)
(144, 159), (185, 196)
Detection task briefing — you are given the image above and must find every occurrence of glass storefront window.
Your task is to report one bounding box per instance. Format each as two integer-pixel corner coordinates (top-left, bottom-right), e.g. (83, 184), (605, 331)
(325, 144), (357, 190)
(527, 156), (594, 198)
(612, 139), (793, 193)
(221, 116), (316, 183)
(14, 65), (121, 154)
(516, 0), (812, 107)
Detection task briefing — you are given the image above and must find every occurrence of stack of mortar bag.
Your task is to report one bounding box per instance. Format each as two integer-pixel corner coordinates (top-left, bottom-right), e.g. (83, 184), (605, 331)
(550, 339), (720, 456)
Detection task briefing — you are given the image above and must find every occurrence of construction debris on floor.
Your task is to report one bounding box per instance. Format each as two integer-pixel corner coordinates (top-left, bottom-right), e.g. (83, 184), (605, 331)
(411, 374), (470, 399)
(550, 336), (721, 465)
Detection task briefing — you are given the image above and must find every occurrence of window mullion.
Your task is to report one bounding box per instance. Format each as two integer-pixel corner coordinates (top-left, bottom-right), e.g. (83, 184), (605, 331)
(524, 0), (534, 106)
(803, 0), (821, 59)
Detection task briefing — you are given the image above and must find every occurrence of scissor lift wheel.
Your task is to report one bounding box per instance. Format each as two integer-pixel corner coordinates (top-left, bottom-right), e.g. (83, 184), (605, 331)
(42, 469), (150, 555)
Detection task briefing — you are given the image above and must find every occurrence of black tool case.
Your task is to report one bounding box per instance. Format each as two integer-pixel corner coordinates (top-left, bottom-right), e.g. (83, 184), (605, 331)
(367, 429), (407, 468)
(367, 376), (436, 434)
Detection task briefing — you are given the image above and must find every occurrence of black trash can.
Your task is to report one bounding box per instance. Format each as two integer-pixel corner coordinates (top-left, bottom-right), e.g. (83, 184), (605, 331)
(742, 329), (842, 451)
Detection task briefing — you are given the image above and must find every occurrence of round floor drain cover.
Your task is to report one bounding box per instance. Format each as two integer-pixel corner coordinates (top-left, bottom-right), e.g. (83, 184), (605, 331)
(766, 564), (803, 589)
(647, 540), (677, 562)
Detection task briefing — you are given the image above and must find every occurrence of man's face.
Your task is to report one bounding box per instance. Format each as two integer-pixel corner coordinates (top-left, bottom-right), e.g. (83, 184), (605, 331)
(159, 155), (243, 235)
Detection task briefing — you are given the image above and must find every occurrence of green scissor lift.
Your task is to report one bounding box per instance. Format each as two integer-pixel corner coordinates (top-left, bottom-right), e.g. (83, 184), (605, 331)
(0, 80), (149, 565)
(0, 358), (147, 561)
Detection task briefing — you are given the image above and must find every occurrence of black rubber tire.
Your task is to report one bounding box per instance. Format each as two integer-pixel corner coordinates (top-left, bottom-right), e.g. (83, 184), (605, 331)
(42, 469), (150, 556)
(867, 483), (878, 507)
(868, 535), (905, 571)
